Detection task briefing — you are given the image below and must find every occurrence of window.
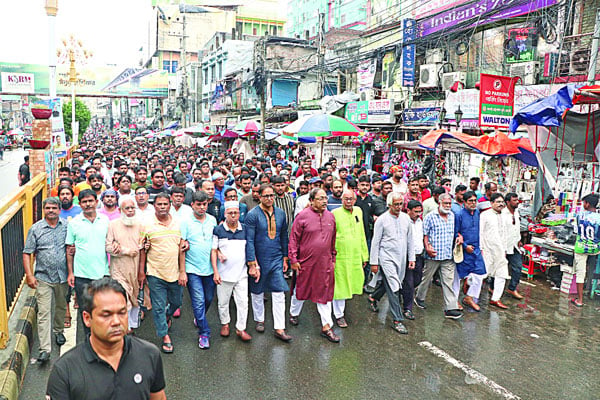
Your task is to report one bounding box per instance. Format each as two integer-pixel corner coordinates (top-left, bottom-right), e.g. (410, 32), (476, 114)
(171, 61), (178, 73)
(217, 62), (222, 80)
(210, 65), (216, 83)
(203, 68), (208, 85)
(272, 26), (277, 35)
(252, 27), (257, 35)
(162, 61), (171, 72)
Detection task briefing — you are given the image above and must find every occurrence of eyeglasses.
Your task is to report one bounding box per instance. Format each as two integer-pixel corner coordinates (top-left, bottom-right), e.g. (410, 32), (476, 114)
(261, 194), (275, 198)
(314, 196), (328, 201)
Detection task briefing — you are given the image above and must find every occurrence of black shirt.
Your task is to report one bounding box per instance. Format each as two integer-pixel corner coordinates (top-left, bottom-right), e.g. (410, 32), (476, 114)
(46, 335), (165, 400)
(19, 163), (30, 185)
(147, 186), (168, 204)
(355, 193), (375, 245)
(207, 198), (222, 222)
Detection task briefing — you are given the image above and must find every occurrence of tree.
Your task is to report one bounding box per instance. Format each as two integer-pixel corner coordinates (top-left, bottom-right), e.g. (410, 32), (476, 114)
(62, 99), (91, 142)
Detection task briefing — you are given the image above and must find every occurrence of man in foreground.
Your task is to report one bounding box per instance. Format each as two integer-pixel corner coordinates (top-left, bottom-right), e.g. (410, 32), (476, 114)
(46, 278), (166, 400)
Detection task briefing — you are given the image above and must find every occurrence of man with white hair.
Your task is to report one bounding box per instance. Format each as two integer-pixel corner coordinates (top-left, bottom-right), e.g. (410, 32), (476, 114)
(105, 195), (144, 332)
(369, 192), (415, 334)
(415, 193), (463, 319)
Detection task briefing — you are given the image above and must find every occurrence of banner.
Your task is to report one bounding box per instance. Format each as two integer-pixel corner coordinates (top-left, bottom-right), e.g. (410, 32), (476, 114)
(1, 72), (35, 94)
(417, 0), (558, 37)
(403, 107), (441, 126)
(479, 74), (519, 128)
(345, 99), (395, 124)
(357, 59), (376, 92)
(402, 19), (416, 87)
(415, 0), (470, 19)
(381, 52), (403, 101)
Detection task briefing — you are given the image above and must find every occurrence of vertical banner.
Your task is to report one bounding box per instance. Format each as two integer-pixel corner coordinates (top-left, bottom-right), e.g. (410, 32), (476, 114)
(402, 19), (416, 87)
(357, 59), (376, 92)
(479, 73), (519, 128)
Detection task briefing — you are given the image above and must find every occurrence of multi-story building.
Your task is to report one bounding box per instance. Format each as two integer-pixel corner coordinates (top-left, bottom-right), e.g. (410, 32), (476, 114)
(286, 0), (368, 38)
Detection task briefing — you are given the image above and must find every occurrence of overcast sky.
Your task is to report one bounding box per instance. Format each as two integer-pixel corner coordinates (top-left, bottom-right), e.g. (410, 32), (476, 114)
(2, 0), (151, 67)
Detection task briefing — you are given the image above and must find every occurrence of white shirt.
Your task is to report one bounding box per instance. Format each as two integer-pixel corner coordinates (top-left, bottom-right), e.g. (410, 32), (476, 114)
(410, 217), (424, 255)
(170, 204), (193, 221)
(501, 207), (521, 255)
(387, 178), (407, 194)
(294, 194), (310, 217)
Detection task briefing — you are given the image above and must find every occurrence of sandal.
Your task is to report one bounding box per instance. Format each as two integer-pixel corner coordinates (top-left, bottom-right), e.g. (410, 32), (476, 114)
(368, 296), (378, 312)
(570, 298), (584, 307)
(161, 341), (174, 354)
(64, 316), (72, 329)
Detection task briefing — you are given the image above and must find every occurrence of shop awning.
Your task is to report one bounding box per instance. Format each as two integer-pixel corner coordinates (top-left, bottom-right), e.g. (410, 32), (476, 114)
(418, 129), (521, 157)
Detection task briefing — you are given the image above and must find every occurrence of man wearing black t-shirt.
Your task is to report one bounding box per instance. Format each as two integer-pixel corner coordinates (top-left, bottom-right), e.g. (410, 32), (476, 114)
(147, 169), (168, 205)
(19, 155), (30, 186)
(46, 278), (166, 400)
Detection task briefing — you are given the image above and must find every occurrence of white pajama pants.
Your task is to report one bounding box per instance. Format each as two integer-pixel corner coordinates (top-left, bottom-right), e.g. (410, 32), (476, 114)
(452, 272), (485, 299)
(251, 292), (286, 330)
(491, 277), (506, 302)
(332, 299), (345, 319)
(290, 289), (334, 328)
(217, 277), (248, 331)
(128, 306), (140, 329)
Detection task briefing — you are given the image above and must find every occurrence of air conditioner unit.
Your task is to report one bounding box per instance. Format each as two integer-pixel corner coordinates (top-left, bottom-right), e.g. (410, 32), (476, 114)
(426, 49), (445, 64)
(419, 64), (442, 88)
(570, 48), (590, 75)
(509, 62), (539, 85)
(442, 71), (467, 91)
(359, 89), (376, 101)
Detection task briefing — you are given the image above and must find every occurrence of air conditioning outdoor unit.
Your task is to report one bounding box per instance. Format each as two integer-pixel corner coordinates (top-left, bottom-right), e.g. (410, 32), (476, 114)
(442, 71), (467, 91)
(359, 89), (376, 101)
(509, 62), (539, 85)
(426, 48), (445, 64)
(570, 48), (590, 75)
(419, 64), (442, 88)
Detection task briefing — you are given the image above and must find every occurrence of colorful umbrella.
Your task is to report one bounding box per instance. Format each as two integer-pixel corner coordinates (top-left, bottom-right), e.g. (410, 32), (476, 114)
(281, 114), (362, 140)
(233, 120), (261, 135)
(7, 128), (24, 136)
(141, 129), (154, 135)
(159, 129), (174, 137)
(185, 125), (213, 136)
(145, 132), (156, 139)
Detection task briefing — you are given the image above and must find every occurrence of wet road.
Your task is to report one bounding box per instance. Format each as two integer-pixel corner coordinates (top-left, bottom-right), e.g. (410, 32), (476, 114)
(20, 277), (600, 399)
(0, 148), (26, 201)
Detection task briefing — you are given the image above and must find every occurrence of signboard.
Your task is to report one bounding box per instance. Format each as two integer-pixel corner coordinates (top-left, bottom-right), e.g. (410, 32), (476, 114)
(402, 19), (416, 87)
(357, 59), (376, 92)
(479, 74), (519, 128)
(415, 0), (470, 19)
(506, 27), (537, 63)
(1, 72), (35, 94)
(403, 107), (441, 126)
(345, 99), (395, 124)
(417, 0), (558, 37)
(382, 52), (403, 101)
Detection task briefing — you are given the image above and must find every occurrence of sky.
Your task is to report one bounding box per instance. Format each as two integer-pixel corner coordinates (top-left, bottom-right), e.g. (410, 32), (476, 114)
(1, 0), (152, 67)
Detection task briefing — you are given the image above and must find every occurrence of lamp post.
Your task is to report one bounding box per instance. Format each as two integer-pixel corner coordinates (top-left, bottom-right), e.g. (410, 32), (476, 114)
(57, 35), (92, 146)
(454, 106), (464, 130)
(438, 107), (447, 129)
(45, 0), (58, 98)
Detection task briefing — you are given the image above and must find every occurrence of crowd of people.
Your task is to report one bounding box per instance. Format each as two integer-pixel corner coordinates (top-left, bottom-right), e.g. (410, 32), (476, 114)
(23, 134), (600, 399)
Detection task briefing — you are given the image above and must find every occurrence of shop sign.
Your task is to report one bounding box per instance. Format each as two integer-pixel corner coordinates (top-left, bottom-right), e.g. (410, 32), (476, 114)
(505, 27), (537, 63)
(479, 74), (519, 128)
(402, 19), (416, 87)
(357, 59), (376, 92)
(417, 0), (558, 37)
(345, 99), (395, 124)
(415, 0), (470, 20)
(1, 72), (35, 94)
(403, 107), (441, 126)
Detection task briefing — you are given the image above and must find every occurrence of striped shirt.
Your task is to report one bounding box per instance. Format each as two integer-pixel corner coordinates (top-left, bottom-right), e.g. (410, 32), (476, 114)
(275, 193), (295, 236)
(141, 216), (181, 282)
(423, 209), (455, 260)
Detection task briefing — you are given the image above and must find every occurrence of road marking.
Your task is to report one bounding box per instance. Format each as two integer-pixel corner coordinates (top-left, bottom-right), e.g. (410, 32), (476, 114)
(418, 341), (521, 400)
(60, 303), (77, 356)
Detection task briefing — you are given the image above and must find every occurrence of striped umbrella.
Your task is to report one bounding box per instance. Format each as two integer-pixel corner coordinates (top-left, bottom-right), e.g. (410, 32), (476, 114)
(281, 114), (362, 140)
(233, 120), (261, 135)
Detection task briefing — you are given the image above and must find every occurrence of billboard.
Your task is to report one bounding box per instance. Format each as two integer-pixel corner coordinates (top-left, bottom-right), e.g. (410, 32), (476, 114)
(479, 74), (519, 128)
(345, 99), (395, 124)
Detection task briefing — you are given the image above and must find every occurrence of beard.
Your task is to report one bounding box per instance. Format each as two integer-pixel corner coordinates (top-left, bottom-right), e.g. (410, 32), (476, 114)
(61, 200), (73, 210)
(122, 214), (137, 226)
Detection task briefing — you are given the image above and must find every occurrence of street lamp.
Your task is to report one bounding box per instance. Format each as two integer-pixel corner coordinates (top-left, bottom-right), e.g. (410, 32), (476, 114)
(454, 106), (463, 129)
(57, 35), (92, 146)
(438, 107), (447, 129)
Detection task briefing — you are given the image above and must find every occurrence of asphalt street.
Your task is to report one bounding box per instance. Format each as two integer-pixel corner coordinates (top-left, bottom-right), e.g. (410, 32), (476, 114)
(0, 148), (26, 201)
(19, 274), (600, 400)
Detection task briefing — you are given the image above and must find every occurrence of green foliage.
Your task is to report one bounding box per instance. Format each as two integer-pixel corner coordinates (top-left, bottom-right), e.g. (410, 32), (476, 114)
(62, 99), (91, 142)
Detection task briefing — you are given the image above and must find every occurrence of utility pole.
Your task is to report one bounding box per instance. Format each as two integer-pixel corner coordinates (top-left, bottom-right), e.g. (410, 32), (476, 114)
(254, 36), (267, 153)
(317, 12), (326, 96)
(588, 8), (600, 84)
(179, 9), (189, 128)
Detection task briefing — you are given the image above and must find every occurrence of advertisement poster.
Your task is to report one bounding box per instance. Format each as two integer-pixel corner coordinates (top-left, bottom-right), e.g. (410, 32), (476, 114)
(417, 0), (557, 37)
(381, 52), (403, 100)
(345, 100), (395, 124)
(402, 19), (416, 87)
(357, 59), (376, 92)
(479, 74), (519, 128)
(31, 98), (67, 150)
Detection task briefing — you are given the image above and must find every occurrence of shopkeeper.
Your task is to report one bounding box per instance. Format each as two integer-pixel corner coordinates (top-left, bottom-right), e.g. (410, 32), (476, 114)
(572, 194), (600, 307)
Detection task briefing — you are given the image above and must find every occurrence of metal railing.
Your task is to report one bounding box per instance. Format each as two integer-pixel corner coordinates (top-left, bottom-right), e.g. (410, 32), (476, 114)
(0, 173), (47, 348)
